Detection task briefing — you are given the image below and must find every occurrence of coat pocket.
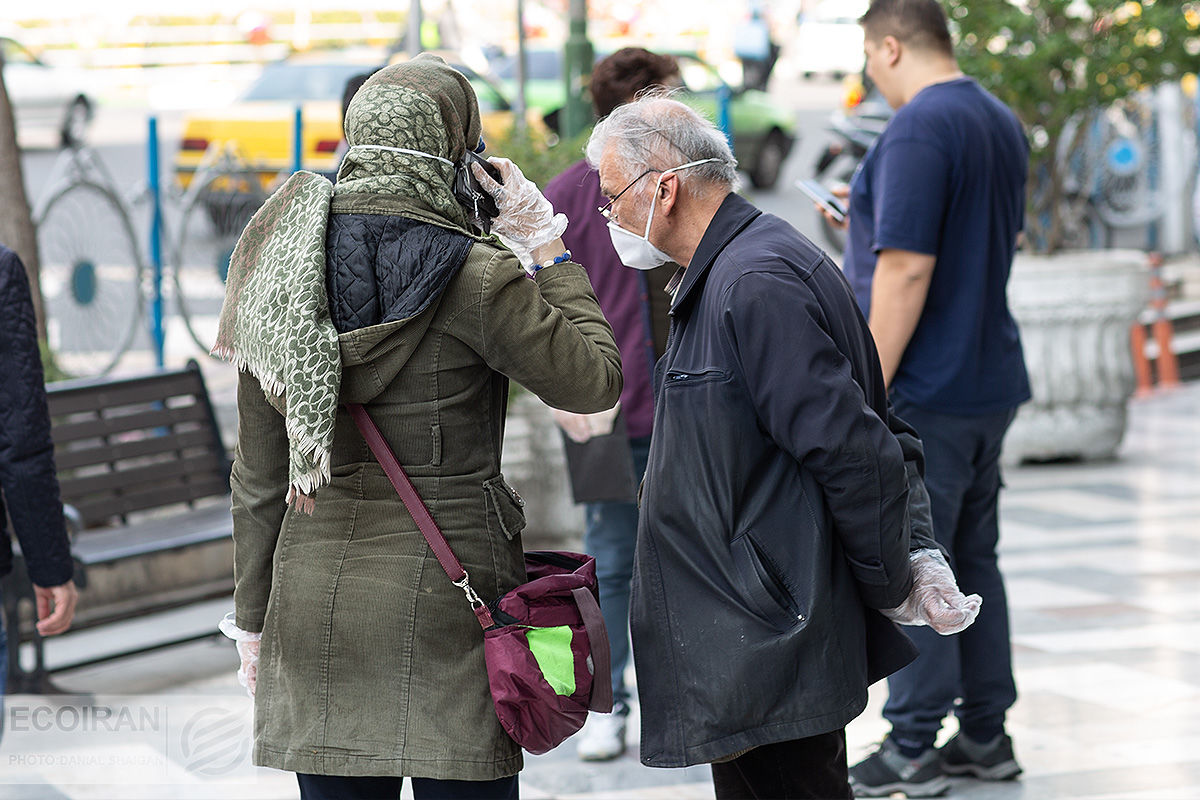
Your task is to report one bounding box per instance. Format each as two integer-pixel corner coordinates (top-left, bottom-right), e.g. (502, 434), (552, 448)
(484, 475), (527, 541)
(731, 530), (806, 631)
(664, 367), (731, 387)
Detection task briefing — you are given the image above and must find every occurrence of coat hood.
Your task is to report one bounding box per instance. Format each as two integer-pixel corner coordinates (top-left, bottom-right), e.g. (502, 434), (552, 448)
(327, 208), (475, 403)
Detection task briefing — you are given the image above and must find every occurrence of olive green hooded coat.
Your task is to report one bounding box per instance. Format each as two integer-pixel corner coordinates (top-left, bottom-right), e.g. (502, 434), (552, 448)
(227, 56), (621, 780)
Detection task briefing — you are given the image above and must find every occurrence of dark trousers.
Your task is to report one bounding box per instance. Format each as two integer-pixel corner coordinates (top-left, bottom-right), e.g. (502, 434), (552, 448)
(296, 773), (518, 800)
(582, 435), (651, 712)
(710, 730), (852, 800)
(883, 399), (1019, 749)
(0, 588), (6, 742)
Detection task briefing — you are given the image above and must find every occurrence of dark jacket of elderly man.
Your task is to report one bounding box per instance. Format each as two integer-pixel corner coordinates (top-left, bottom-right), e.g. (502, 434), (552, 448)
(634, 191), (933, 765)
(586, 98), (950, 797)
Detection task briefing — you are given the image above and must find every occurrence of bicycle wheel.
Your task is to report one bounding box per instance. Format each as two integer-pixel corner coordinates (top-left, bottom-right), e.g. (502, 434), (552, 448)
(172, 169), (266, 356)
(36, 180), (145, 377)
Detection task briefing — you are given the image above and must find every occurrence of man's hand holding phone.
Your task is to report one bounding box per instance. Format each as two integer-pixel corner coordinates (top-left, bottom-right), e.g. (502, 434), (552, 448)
(797, 179), (850, 231)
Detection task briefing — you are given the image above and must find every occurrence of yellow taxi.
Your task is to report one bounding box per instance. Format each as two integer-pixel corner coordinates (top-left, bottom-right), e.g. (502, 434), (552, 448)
(175, 59), (371, 190)
(174, 55), (544, 191)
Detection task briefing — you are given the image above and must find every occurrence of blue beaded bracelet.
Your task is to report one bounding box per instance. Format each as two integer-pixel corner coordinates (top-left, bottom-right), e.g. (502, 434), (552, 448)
(531, 249), (572, 274)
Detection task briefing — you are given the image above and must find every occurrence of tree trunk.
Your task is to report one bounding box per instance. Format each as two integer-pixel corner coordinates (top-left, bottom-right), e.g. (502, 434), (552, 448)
(1045, 137), (1067, 254)
(0, 51), (47, 340)
(1026, 155), (1048, 252)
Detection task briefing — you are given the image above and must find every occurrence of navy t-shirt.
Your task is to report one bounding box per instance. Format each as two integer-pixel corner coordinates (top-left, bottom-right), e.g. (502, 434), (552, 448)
(843, 77), (1031, 415)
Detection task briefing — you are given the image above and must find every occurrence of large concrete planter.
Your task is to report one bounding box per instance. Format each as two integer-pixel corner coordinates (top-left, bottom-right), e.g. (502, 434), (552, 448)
(501, 393), (583, 550)
(1004, 249), (1149, 464)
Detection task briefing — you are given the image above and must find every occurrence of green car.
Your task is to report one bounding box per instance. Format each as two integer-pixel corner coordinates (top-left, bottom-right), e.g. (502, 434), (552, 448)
(490, 49), (572, 124)
(491, 49), (797, 190)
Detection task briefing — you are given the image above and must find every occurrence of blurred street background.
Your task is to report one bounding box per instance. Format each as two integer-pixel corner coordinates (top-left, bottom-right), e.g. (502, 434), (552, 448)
(7, 0), (875, 383)
(8, 0), (1200, 382)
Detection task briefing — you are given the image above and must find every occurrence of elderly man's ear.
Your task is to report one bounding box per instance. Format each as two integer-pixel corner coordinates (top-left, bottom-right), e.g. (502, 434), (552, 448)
(659, 173), (680, 214)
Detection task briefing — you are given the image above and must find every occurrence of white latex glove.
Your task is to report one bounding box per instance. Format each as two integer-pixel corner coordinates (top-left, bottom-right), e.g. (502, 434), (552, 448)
(552, 404), (620, 444)
(219, 612), (263, 698)
(881, 549), (982, 635)
(471, 157), (568, 267)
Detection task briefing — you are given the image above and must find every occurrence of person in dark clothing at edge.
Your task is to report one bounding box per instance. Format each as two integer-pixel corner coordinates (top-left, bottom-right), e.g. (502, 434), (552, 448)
(541, 47), (682, 763)
(587, 94), (984, 799)
(823, 1), (1031, 796)
(0, 244), (79, 733)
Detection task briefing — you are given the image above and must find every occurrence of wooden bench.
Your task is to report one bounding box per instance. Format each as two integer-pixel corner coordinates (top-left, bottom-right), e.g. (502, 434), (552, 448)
(2, 360), (233, 693)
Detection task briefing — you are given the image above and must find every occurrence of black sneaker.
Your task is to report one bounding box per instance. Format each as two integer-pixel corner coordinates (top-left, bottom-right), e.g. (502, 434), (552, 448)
(940, 731), (1022, 781)
(849, 738), (949, 797)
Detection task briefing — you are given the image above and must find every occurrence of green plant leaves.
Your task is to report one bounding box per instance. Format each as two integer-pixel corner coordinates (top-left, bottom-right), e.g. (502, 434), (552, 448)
(943, 0), (1200, 251)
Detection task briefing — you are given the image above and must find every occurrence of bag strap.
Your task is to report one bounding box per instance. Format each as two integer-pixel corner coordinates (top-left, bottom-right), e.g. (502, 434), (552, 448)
(348, 403), (495, 629)
(572, 586), (614, 713)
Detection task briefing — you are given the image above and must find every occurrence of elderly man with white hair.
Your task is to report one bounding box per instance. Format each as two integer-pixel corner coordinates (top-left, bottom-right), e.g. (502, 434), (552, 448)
(587, 95), (981, 799)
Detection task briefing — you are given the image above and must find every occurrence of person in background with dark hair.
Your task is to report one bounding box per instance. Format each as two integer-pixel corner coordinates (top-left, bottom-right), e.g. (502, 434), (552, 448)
(825, 0), (1030, 795)
(541, 47), (681, 763)
(328, 70), (379, 180)
(342, 72), (374, 122)
(0, 244), (78, 730)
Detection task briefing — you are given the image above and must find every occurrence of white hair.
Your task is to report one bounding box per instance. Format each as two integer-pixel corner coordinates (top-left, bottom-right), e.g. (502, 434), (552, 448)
(586, 94), (739, 193)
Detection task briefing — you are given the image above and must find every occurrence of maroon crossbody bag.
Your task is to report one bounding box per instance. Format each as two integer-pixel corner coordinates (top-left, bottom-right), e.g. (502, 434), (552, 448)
(348, 403), (613, 754)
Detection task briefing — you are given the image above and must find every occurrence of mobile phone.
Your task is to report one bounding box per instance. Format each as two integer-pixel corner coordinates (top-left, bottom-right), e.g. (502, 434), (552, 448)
(454, 150), (503, 232)
(796, 179), (847, 222)
(466, 149), (502, 184)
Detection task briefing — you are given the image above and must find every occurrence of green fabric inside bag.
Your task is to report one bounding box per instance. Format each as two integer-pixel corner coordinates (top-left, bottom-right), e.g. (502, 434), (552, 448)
(525, 626), (575, 696)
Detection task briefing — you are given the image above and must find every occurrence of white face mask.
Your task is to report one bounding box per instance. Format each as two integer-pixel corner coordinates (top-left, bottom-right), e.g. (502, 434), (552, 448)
(607, 220), (674, 271)
(346, 144), (454, 165)
(606, 158), (724, 271)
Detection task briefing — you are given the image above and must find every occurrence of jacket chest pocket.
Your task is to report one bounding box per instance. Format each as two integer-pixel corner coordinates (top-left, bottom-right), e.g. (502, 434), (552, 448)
(664, 368), (730, 387)
(484, 475), (527, 541)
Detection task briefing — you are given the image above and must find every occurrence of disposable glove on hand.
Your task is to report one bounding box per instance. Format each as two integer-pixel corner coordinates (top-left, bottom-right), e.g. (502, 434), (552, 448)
(881, 549), (982, 635)
(471, 157), (568, 267)
(219, 612), (263, 698)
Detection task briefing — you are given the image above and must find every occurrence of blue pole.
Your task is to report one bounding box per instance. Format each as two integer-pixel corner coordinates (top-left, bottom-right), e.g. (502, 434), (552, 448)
(1147, 114), (1160, 251)
(293, 106), (303, 173)
(717, 84), (733, 147)
(147, 116), (165, 368)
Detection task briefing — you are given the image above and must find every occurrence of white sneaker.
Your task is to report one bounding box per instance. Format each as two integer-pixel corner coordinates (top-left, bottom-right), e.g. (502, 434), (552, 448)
(576, 711), (627, 761)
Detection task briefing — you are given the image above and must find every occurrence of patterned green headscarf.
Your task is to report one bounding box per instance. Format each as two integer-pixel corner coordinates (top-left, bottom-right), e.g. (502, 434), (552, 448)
(334, 53), (483, 231)
(213, 54), (484, 512)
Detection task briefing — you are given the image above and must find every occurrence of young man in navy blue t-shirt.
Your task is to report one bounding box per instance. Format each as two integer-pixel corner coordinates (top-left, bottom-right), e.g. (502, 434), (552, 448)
(831, 0), (1031, 795)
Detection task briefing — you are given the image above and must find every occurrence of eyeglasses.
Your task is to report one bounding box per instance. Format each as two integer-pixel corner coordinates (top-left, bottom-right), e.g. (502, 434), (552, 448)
(598, 168), (660, 223)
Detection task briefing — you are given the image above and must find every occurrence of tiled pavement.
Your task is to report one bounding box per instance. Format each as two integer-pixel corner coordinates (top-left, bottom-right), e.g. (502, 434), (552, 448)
(3, 383), (1198, 799)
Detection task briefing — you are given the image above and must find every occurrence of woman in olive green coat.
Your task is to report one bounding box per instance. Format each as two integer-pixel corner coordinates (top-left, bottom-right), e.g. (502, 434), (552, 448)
(216, 55), (621, 797)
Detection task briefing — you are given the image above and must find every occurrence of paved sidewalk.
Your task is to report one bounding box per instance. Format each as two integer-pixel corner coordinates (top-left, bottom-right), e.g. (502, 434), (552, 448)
(3, 383), (1198, 799)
